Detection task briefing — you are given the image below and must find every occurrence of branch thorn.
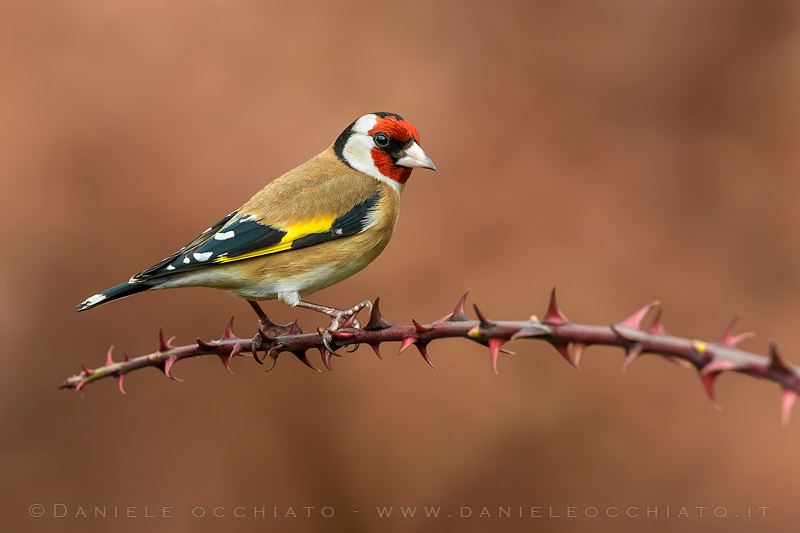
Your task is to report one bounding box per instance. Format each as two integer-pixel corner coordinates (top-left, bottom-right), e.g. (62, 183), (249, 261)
(719, 316), (754, 347)
(415, 342), (436, 368)
(398, 336), (417, 355)
(488, 337), (505, 374)
(365, 297), (394, 330)
(647, 308), (667, 335)
(222, 316), (236, 340)
(162, 356), (182, 382)
(621, 343), (643, 374)
(369, 343), (383, 360)
(158, 328), (173, 352)
(543, 288), (568, 324)
(782, 389), (797, 426)
(449, 290), (471, 322)
(573, 342), (587, 369)
(617, 301), (659, 330)
(412, 319), (432, 334)
(473, 304), (496, 328)
(292, 350), (320, 372)
(769, 344), (793, 375)
(550, 341), (576, 368)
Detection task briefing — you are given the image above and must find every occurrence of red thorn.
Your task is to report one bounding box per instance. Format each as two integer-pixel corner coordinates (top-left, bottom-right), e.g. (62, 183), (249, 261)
(365, 297), (394, 330)
(81, 364), (92, 376)
(543, 288), (568, 324)
(76, 380), (85, 392)
(449, 291), (471, 322)
(782, 389), (797, 425)
(117, 374), (125, 394)
(370, 343), (383, 360)
(572, 343), (587, 369)
(218, 343), (240, 374)
(621, 343), (643, 373)
(647, 308), (667, 335)
(488, 338), (504, 374)
(412, 318), (432, 334)
(433, 312), (453, 325)
(158, 328), (171, 352)
(218, 354), (232, 372)
(551, 341), (575, 367)
(124, 353), (130, 362)
(398, 336), (417, 355)
(105, 346), (114, 366)
(618, 301), (659, 330)
(329, 330), (354, 340)
(162, 356), (182, 381)
(701, 359), (737, 375)
(319, 347), (332, 371)
(292, 350), (320, 372)
(197, 337), (216, 351)
(698, 372), (720, 404)
(473, 304), (496, 328)
(288, 320), (299, 335)
(415, 342), (436, 368)
(698, 360), (737, 404)
(664, 355), (692, 368)
(719, 316), (754, 347)
(341, 314), (358, 328)
(769, 344), (792, 375)
(222, 316), (236, 340)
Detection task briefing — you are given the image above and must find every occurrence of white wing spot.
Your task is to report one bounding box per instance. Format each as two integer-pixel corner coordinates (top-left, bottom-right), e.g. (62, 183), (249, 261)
(240, 214), (257, 223)
(333, 228), (343, 235)
(83, 293), (107, 306)
(183, 256), (191, 264)
(215, 230), (235, 240)
(202, 227), (213, 234)
(166, 264), (176, 271)
(193, 252), (213, 262)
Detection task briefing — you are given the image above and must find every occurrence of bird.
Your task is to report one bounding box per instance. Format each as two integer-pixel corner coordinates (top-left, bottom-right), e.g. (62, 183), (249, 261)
(76, 112), (436, 345)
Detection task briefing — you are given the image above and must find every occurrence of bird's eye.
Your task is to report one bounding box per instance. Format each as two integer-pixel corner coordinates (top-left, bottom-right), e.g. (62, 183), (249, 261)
(373, 132), (390, 148)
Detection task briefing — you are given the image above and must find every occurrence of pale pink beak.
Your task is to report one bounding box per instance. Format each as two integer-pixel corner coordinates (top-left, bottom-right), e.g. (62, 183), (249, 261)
(396, 141), (436, 170)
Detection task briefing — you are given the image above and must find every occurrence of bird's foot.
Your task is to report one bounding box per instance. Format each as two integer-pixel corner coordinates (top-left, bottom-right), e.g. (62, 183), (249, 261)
(297, 299), (372, 355)
(247, 300), (302, 365)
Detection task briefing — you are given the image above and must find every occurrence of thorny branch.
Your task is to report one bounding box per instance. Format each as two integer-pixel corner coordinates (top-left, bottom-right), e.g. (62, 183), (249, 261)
(60, 290), (800, 424)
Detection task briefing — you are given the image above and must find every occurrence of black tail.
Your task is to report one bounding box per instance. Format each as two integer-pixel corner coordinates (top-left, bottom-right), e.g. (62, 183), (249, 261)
(75, 282), (151, 312)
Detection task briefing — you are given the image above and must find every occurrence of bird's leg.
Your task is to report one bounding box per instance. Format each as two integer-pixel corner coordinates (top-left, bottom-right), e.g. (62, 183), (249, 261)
(295, 299), (372, 354)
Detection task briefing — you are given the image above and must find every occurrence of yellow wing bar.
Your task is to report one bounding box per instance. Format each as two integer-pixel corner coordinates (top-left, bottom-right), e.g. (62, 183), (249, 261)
(213, 216), (337, 263)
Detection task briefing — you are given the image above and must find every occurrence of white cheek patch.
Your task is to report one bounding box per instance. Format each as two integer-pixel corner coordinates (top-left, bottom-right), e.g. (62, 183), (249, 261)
(193, 252), (213, 262)
(341, 114), (403, 193)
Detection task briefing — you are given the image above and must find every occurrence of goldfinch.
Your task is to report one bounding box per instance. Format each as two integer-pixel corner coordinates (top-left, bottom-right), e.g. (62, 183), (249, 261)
(76, 112), (435, 334)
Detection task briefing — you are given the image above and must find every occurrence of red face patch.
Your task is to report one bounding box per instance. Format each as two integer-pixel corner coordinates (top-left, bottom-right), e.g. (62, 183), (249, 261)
(368, 116), (420, 183)
(368, 116), (420, 143)
(370, 149), (412, 183)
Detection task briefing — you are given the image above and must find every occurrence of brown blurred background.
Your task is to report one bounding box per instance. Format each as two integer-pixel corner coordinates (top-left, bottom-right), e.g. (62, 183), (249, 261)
(3, 0), (800, 531)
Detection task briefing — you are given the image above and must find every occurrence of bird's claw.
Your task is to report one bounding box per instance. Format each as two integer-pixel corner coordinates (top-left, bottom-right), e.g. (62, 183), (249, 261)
(319, 299), (372, 355)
